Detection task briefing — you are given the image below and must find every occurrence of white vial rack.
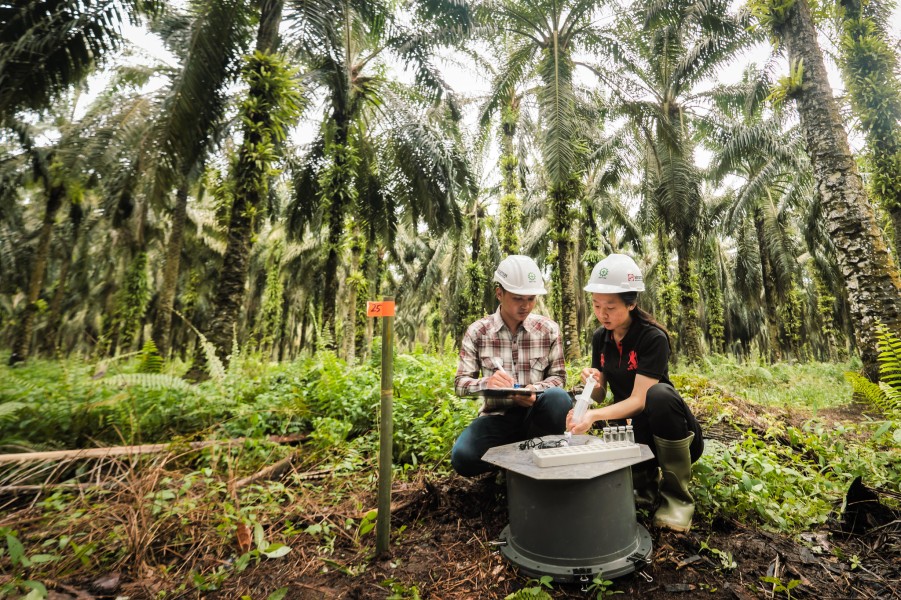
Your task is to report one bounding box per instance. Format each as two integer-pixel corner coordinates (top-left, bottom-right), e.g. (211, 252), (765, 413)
(532, 441), (641, 467)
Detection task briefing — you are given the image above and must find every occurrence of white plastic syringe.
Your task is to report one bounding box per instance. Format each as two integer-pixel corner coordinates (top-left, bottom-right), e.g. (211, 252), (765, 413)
(572, 375), (597, 425)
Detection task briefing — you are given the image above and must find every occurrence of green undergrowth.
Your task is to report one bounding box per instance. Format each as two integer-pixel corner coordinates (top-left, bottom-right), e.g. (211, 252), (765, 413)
(0, 347), (899, 595)
(693, 419), (900, 531)
(677, 354), (857, 411)
(673, 356), (900, 532)
(0, 347), (475, 469)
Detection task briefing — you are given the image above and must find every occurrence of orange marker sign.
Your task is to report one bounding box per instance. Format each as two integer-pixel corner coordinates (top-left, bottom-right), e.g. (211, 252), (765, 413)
(367, 301), (396, 317)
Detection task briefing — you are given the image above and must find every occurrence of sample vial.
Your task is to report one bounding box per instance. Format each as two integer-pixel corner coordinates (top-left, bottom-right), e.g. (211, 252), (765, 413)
(626, 425), (634, 443)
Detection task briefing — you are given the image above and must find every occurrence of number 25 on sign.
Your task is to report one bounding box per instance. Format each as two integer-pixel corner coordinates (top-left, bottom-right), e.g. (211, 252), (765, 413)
(367, 300), (395, 317)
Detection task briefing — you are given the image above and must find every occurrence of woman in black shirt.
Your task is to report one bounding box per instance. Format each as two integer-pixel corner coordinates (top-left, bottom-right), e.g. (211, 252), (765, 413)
(567, 254), (703, 532)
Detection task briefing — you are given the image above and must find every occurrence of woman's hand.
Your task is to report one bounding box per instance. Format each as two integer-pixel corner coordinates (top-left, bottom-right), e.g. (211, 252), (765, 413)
(565, 408), (595, 435)
(580, 368), (601, 385)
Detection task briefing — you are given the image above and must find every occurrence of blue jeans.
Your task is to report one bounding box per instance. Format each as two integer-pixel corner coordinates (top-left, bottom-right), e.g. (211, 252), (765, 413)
(451, 387), (573, 477)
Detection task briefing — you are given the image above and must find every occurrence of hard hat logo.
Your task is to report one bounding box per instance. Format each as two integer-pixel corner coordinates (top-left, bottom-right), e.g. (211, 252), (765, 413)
(493, 255), (548, 295)
(598, 268), (609, 279)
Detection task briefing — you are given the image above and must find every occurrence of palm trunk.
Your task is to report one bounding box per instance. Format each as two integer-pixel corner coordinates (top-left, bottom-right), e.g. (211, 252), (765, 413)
(321, 112), (353, 351)
(754, 207), (782, 362)
(41, 249), (71, 354)
(892, 208), (901, 262)
(550, 185), (580, 361)
(197, 172), (257, 370)
(299, 297), (310, 354)
(359, 240), (379, 357)
(152, 183), (189, 358)
(354, 236), (374, 359)
(676, 250), (702, 363)
(321, 198), (348, 351)
(655, 228), (677, 335)
(342, 223), (363, 363)
(447, 232), (465, 347)
(255, 0), (283, 53)
(778, 0), (901, 380)
(277, 291), (291, 361)
(9, 185), (64, 365)
(838, 0), (901, 260)
(187, 1), (285, 378)
(42, 205), (82, 353)
(498, 100), (521, 255)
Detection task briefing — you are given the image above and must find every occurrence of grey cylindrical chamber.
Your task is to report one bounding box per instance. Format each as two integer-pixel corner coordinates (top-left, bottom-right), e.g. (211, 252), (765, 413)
(501, 468), (652, 581)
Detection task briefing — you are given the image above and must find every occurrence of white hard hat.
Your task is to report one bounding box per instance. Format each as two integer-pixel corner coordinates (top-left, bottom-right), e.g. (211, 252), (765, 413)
(493, 255), (547, 295)
(584, 254), (645, 293)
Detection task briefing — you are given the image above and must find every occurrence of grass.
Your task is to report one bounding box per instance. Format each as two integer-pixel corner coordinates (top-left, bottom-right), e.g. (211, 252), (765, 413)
(680, 354), (859, 411)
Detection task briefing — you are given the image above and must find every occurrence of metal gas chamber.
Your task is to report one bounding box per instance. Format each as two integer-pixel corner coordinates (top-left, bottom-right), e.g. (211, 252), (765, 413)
(482, 435), (654, 583)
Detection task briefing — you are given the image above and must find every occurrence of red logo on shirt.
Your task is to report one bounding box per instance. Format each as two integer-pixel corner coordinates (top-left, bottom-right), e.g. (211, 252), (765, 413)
(627, 351), (638, 371)
(600, 354), (605, 368)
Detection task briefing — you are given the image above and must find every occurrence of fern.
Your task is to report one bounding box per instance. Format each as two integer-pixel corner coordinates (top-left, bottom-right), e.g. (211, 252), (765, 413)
(846, 324), (901, 414)
(173, 310), (226, 382)
(877, 324), (901, 393)
(197, 329), (226, 382)
(0, 402), (27, 420)
(227, 326), (242, 378)
(138, 340), (163, 374)
(878, 381), (901, 413)
(92, 350), (141, 378)
(846, 372), (888, 408)
(103, 373), (193, 392)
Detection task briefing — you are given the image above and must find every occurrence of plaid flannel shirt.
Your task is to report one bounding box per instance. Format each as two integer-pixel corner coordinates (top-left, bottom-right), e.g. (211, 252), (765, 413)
(454, 309), (567, 414)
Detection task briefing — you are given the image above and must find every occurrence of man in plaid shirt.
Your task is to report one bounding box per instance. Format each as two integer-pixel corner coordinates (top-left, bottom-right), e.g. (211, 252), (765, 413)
(451, 255), (572, 477)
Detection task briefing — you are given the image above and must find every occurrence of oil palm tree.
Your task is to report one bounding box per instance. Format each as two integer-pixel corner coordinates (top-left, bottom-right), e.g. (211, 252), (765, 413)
(475, 0), (606, 360)
(597, 0), (753, 361)
(751, 0), (901, 379)
(836, 0), (901, 259)
(4, 113), (85, 364)
(284, 0), (473, 355)
(700, 67), (812, 361)
(147, 0), (256, 357)
(187, 0), (303, 377)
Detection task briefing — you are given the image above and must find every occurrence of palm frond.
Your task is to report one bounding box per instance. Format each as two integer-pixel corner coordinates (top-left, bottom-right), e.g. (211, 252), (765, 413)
(535, 45), (581, 187)
(0, 0), (156, 119)
(103, 373), (193, 391)
(146, 0), (255, 209)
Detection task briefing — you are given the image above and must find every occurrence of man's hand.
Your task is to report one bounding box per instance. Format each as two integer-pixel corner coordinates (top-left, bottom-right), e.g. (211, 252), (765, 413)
(510, 386), (537, 407)
(486, 370), (515, 388)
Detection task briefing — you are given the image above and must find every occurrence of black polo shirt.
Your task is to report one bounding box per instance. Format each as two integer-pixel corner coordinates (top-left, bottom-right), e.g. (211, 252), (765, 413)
(591, 319), (672, 401)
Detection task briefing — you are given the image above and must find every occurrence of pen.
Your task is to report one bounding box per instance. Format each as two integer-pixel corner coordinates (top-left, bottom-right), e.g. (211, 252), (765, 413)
(491, 357), (519, 387)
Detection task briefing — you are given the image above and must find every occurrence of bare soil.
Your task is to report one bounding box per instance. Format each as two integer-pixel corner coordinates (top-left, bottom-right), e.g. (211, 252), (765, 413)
(98, 469), (897, 600)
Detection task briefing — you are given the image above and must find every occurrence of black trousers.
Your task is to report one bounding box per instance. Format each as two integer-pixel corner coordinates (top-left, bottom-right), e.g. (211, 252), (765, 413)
(602, 383), (704, 464)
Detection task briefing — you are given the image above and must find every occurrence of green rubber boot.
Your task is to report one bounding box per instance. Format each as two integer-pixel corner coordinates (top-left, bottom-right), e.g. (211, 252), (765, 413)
(631, 463), (660, 510)
(652, 433), (695, 532)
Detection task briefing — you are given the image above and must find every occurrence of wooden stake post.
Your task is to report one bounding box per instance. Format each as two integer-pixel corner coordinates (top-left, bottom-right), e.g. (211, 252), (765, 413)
(367, 297), (395, 556)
